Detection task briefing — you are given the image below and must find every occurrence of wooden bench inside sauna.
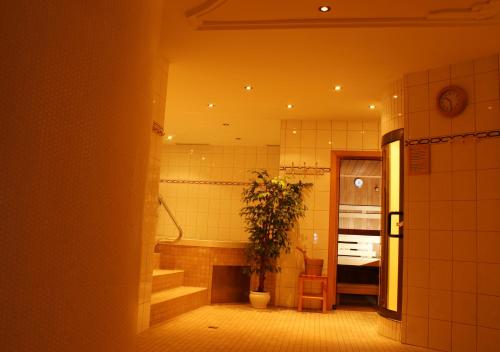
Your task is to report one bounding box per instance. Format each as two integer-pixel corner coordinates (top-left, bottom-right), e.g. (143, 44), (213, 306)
(336, 204), (381, 306)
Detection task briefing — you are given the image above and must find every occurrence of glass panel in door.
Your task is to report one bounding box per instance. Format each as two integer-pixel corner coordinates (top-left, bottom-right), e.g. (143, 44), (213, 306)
(379, 129), (404, 320)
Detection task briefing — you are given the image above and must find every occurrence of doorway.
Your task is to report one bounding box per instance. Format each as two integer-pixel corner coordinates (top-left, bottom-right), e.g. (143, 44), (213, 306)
(328, 151), (382, 308)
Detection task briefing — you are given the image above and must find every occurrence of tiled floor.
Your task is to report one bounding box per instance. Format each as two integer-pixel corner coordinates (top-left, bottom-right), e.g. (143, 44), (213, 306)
(138, 304), (432, 352)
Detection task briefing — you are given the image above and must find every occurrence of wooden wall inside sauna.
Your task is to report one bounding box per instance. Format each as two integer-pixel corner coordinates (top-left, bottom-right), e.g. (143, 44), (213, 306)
(338, 159), (381, 230)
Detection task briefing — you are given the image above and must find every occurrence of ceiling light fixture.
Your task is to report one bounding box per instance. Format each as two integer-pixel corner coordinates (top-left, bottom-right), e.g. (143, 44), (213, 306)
(208, 103), (215, 108)
(244, 85), (253, 91)
(166, 135), (174, 141)
(292, 130), (297, 134)
(287, 104), (294, 109)
(393, 95), (399, 99)
(334, 85), (343, 91)
(319, 6), (331, 12)
(369, 104), (376, 110)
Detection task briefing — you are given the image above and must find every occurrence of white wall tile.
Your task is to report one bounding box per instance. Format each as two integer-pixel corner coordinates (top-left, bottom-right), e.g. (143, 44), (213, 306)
(475, 72), (500, 102)
(331, 130), (347, 150)
(347, 131), (363, 150)
(403, 53), (500, 351)
(451, 60), (474, 78)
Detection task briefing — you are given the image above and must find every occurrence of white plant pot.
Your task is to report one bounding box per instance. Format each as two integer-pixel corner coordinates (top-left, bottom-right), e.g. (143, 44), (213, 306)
(249, 291), (271, 309)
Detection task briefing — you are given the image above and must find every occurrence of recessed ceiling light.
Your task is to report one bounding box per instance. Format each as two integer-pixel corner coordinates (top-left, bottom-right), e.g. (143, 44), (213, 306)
(292, 130), (297, 134)
(208, 103), (215, 108)
(369, 104), (376, 110)
(319, 6), (331, 13)
(393, 95), (399, 99)
(166, 135), (174, 141)
(334, 85), (343, 91)
(287, 104), (294, 109)
(244, 85), (253, 91)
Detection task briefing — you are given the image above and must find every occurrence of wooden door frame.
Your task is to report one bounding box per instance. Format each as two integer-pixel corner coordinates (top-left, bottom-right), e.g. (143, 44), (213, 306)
(327, 150), (382, 308)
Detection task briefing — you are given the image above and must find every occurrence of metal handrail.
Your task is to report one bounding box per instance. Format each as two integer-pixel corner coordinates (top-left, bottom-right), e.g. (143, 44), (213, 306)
(157, 195), (183, 243)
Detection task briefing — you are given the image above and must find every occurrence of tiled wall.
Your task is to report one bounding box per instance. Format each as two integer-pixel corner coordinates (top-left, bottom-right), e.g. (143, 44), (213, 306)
(157, 145), (280, 242)
(378, 314), (402, 341)
(2, 2), (162, 350)
(402, 54), (500, 351)
(137, 56), (169, 333)
(381, 79), (405, 135)
(276, 119), (381, 308)
(156, 243), (276, 305)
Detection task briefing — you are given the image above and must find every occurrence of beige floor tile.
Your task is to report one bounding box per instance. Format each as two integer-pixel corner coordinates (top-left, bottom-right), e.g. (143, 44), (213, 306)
(138, 304), (434, 352)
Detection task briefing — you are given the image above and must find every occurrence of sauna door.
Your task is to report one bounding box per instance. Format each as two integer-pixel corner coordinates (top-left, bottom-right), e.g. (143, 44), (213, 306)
(378, 129), (404, 320)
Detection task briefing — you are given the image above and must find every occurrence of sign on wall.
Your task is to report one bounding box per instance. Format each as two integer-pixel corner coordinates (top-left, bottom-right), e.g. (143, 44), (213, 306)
(408, 144), (430, 175)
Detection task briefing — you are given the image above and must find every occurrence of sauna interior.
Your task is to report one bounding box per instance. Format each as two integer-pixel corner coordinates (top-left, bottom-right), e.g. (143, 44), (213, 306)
(336, 158), (382, 307)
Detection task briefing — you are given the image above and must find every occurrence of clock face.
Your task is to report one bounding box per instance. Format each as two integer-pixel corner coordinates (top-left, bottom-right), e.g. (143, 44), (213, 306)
(437, 85), (468, 117)
(354, 178), (363, 188)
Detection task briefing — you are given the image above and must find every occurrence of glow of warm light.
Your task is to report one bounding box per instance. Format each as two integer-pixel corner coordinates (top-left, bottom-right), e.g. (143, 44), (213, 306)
(369, 104), (376, 110)
(292, 130), (297, 134)
(287, 104), (294, 109)
(166, 135), (173, 140)
(334, 85), (343, 91)
(319, 6), (331, 12)
(244, 85), (253, 91)
(393, 95), (399, 99)
(208, 103), (215, 108)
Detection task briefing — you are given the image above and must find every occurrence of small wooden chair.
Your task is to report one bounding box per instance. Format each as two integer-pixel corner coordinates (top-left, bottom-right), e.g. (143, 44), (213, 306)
(297, 274), (328, 313)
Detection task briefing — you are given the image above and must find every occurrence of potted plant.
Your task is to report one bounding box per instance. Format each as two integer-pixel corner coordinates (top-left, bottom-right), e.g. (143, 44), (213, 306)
(241, 170), (311, 308)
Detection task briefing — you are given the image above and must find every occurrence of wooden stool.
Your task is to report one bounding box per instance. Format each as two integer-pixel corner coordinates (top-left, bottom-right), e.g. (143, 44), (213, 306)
(297, 274), (328, 313)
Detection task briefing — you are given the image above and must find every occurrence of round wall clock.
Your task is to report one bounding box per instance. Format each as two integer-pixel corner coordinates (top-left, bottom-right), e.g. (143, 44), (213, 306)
(354, 178), (364, 189)
(436, 85), (468, 117)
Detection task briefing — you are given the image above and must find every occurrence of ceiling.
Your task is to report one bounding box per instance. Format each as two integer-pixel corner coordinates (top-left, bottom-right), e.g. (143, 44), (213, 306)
(160, 0), (500, 146)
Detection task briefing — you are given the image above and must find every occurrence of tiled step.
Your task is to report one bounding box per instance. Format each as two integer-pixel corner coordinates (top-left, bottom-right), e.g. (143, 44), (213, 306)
(152, 269), (184, 293)
(150, 286), (208, 326)
(153, 253), (161, 270)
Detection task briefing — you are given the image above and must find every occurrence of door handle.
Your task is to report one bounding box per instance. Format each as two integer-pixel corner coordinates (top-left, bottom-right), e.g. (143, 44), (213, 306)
(388, 211), (403, 238)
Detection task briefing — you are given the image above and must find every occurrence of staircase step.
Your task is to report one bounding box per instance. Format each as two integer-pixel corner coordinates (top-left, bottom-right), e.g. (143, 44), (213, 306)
(152, 269), (184, 292)
(150, 286), (208, 326)
(153, 253), (160, 270)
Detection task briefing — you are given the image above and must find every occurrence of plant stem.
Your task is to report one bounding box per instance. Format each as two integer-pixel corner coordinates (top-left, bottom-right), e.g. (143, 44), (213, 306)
(258, 255), (266, 292)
